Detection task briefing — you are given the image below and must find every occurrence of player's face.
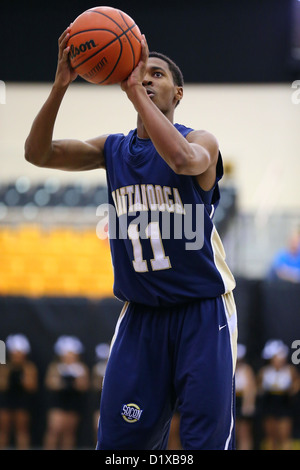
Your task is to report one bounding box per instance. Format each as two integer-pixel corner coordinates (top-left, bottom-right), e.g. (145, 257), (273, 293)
(142, 58), (182, 113)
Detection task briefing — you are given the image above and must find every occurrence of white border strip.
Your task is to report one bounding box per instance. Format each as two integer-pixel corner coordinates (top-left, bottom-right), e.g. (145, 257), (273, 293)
(222, 293), (238, 450)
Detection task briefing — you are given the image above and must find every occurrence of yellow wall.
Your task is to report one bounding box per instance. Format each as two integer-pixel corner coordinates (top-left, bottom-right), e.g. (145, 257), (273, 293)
(0, 225), (114, 297)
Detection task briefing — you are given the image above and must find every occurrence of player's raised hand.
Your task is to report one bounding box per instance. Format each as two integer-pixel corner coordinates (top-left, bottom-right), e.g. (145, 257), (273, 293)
(121, 35), (149, 95)
(54, 26), (78, 88)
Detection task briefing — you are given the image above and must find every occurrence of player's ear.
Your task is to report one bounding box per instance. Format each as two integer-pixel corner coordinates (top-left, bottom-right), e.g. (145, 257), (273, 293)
(174, 86), (183, 106)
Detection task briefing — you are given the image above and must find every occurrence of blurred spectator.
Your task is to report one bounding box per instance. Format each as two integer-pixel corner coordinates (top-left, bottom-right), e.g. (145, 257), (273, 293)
(257, 339), (300, 450)
(268, 229), (300, 282)
(91, 342), (110, 442)
(0, 334), (38, 449)
(43, 336), (89, 450)
(235, 343), (257, 450)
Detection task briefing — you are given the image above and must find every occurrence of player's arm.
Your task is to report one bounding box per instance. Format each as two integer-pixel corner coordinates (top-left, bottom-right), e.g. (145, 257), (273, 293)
(121, 37), (219, 189)
(185, 130), (219, 190)
(24, 26), (107, 171)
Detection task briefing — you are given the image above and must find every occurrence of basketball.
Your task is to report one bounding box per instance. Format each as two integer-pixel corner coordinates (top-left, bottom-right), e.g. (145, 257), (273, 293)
(68, 6), (142, 85)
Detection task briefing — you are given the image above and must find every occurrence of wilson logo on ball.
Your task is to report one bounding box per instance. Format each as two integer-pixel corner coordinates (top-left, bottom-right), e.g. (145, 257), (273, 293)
(69, 40), (97, 59)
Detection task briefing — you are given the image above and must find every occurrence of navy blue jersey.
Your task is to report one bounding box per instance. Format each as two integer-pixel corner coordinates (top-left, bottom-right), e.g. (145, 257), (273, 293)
(104, 123), (235, 306)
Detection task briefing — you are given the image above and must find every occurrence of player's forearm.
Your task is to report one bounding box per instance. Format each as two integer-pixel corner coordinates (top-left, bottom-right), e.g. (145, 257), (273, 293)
(24, 83), (68, 166)
(128, 86), (204, 173)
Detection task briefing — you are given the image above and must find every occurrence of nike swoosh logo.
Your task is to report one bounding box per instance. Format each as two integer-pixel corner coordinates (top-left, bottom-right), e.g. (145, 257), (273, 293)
(219, 324), (227, 331)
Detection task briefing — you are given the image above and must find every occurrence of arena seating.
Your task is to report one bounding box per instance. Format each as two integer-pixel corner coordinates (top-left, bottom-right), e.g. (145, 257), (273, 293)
(0, 225), (113, 297)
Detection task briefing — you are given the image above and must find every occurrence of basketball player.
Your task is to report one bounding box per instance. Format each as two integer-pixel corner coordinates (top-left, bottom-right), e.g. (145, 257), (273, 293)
(25, 26), (238, 450)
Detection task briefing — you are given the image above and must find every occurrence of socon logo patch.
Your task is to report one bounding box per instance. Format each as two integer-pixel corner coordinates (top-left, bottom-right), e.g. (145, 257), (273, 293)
(121, 403), (143, 423)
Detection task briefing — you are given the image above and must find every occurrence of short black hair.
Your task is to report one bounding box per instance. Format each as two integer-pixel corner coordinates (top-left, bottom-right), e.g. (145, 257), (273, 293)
(148, 51), (184, 88)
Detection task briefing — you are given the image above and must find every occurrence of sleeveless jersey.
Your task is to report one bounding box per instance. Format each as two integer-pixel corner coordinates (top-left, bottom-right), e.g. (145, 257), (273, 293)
(104, 123), (235, 306)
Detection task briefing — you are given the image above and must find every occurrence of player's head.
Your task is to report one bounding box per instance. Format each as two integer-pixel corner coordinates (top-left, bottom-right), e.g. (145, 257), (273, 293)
(149, 52), (184, 88)
(148, 51), (184, 108)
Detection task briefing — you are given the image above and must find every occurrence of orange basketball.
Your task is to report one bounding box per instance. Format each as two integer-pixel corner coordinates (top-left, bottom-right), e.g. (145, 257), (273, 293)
(68, 6), (142, 85)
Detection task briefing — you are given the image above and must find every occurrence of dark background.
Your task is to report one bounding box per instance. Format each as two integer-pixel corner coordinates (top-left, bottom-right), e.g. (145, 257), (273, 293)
(1, 0), (300, 83)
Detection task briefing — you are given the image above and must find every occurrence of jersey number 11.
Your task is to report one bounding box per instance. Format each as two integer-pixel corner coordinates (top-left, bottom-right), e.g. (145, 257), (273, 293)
(128, 222), (171, 272)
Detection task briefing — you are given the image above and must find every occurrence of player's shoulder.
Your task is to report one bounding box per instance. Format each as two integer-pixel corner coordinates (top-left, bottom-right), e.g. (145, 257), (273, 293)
(186, 129), (219, 147)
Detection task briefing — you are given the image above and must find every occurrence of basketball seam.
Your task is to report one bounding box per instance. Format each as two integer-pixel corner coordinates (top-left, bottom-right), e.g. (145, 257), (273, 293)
(86, 9), (128, 34)
(97, 41), (123, 85)
(118, 11), (136, 70)
(69, 28), (118, 40)
(70, 25), (136, 71)
(118, 11), (141, 44)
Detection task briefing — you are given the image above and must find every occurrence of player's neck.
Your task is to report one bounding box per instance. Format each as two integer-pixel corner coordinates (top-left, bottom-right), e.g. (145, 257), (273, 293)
(136, 111), (174, 139)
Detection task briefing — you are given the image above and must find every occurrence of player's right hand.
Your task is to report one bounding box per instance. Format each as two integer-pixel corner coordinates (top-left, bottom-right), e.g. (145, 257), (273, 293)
(121, 35), (148, 98)
(54, 26), (78, 87)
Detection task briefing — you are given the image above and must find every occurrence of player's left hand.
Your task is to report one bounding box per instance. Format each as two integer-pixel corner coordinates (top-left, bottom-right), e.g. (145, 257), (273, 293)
(121, 35), (149, 94)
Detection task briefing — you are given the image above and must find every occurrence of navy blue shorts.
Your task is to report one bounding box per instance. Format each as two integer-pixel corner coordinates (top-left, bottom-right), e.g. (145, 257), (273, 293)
(96, 292), (238, 450)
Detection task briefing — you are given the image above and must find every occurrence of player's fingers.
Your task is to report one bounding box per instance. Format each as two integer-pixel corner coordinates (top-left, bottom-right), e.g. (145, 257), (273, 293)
(62, 44), (71, 62)
(58, 27), (69, 46)
(58, 34), (70, 60)
(140, 35), (149, 63)
(142, 35), (149, 53)
(58, 26), (71, 56)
